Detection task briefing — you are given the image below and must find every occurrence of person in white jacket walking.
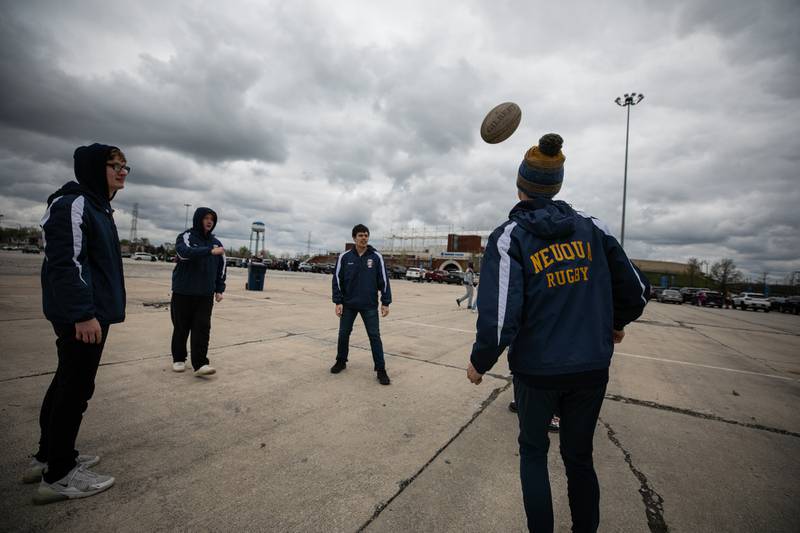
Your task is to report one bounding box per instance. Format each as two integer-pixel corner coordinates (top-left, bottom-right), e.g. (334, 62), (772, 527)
(456, 262), (476, 310)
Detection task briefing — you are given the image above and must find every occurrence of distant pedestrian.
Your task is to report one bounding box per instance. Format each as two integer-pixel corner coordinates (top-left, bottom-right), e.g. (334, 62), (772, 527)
(170, 207), (226, 376)
(456, 262), (477, 310)
(467, 134), (650, 532)
(29, 143), (129, 503)
(331, 224), (392, 385)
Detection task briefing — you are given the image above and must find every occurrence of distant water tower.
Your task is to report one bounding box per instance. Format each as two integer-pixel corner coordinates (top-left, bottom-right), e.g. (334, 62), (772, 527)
(250, 221), (266, 257)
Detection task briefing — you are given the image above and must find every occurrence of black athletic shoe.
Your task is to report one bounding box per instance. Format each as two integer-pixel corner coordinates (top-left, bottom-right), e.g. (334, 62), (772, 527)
(456, 298), (461, 307)
(330, 361), (346, 374)
(508, 401), (518, 413)
(377, 369), (391, 385)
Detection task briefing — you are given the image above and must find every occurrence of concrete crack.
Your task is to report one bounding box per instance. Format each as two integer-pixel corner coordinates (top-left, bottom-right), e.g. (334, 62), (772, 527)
(357, 381), (513, 532)
(600, 418), (669, 533)
(605, 394), (800, 438)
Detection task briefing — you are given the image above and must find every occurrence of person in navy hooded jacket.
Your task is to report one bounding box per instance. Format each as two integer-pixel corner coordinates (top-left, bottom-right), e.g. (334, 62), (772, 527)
(466, 134), (650, 533)
(170, 207), (226, 376)
(331, 224), (392, 385)
(28, 143), (128, 504)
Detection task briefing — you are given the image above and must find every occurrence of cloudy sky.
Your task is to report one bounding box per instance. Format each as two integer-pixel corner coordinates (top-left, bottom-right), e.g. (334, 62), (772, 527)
(1, 0), (798, 280)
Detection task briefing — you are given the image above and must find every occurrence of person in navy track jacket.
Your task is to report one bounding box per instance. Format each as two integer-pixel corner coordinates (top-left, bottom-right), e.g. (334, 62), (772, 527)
(466, 134), (650, 533)
(170, 207), (226, 376)
(330, 224), (392, 385)
(29, 143), (129, 504)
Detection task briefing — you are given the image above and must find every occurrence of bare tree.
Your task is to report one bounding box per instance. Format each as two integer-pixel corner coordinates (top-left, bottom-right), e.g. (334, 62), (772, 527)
(686, 257), (703, 286)
(709, 258), (742, 302)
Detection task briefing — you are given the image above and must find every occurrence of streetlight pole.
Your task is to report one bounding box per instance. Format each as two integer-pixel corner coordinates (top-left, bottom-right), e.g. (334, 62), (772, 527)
(183, 203), (191, 229)
(614, 92), (644, 248)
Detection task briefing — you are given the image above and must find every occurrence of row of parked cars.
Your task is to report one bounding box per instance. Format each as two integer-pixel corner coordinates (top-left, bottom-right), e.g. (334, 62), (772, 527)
(401, 267), (477, 285)
(651, 286), (799, 314)
(2, 244), (42, 253)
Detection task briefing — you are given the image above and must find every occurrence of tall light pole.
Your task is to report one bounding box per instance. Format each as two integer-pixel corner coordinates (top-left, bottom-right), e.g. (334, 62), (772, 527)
(614, 92), (644, 248)
(183, 203), (191, 229)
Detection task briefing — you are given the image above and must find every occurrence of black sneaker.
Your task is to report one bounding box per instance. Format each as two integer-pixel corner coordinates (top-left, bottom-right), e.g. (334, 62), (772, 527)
(456, 298), (461, 307)
(377, 369), (391, 385)
(508, 401), (518, 413)
(330, 361), (346, 374)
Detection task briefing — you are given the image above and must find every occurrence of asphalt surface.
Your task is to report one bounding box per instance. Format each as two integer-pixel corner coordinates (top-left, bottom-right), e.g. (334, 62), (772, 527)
(0, 250), (798, 532)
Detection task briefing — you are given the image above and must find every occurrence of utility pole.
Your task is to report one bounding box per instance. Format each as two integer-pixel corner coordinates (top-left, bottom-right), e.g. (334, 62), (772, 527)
(614, 92), (645, 248)
(129, 203), (139, 246)
(183, 203), (191, 229)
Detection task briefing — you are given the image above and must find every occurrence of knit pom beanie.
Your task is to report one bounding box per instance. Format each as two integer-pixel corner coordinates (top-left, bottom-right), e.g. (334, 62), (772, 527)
(517, 133), (565, 198)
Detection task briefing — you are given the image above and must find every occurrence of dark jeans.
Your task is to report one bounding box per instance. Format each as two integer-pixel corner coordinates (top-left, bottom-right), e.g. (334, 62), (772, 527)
(513, 376), (607, 533)
(336, 306), (385, 370)
(36, 322), (109, 482)
(171, 293), (214, 370)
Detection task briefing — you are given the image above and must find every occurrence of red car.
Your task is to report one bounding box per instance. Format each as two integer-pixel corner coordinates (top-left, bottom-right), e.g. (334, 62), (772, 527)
(424, 270), (448, 283)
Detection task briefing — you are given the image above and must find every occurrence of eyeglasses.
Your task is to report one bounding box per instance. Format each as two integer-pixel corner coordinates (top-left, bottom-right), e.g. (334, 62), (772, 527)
(107, 163), (131, 174)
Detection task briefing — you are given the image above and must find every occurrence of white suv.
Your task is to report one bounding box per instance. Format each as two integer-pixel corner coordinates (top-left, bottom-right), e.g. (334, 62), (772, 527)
(405, 267), (424, 281)
(732, 292), (771, 312)
(132, 252), (156, 262)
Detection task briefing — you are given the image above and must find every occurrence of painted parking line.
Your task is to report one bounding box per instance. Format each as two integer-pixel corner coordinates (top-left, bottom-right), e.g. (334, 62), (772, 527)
(393, 320), (474, 334)
(615, 352), (798, 382)
(391, 320), (798, 383)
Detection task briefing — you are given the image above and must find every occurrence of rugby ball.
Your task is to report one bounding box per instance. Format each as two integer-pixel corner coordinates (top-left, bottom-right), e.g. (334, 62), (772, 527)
(480, 102), (522, 144)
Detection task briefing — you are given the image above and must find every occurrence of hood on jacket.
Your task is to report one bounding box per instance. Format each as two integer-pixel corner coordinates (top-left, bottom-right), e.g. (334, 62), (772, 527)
(192, 207), (218, 235)
(46, 181), (86, 207)
(73, 143), (119, 202)
(509, 198), (577, 239)
(46, 143), (120, 208)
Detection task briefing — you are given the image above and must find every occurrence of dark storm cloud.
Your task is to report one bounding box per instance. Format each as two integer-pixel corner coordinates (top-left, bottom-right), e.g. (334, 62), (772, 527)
(0, 12), (288, 165)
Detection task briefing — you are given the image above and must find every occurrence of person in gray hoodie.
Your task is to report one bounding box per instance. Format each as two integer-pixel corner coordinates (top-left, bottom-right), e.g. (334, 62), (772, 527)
(456, 262), (477, 309)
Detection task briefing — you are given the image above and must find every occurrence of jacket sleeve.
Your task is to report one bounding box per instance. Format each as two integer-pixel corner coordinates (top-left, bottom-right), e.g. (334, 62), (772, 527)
(332, 252), (345, 304)
(602, 232), (650, 330)
(376, 252), (392, 306)
(470, 224), (524, 374)
(215, 240), (227, 293)
(175, 231), (212, 261)
(42, 195), (95, 323)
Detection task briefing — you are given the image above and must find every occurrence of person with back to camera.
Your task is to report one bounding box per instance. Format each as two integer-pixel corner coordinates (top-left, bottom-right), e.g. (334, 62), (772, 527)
(466, 133), (650, 532)
(170, 207), (226, 376)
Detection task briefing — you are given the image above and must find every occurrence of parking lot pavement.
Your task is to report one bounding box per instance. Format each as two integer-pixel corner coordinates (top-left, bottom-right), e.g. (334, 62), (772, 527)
(1, 251), (798, 532)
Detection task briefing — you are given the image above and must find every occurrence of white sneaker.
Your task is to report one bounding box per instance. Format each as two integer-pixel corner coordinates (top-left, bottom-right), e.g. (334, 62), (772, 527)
(194, 365), (216, 376)
(172, 361), (186, 372)
(23, 455), (100, 484)
(33, 464), (114, 504)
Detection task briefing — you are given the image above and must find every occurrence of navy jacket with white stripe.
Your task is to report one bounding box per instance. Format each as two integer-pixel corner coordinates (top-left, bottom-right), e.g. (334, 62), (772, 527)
(172, 207), (226, 296)
(470, 198), (650, 376)
(332, 245), (392, 309)
(41, 144), (126, 325)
